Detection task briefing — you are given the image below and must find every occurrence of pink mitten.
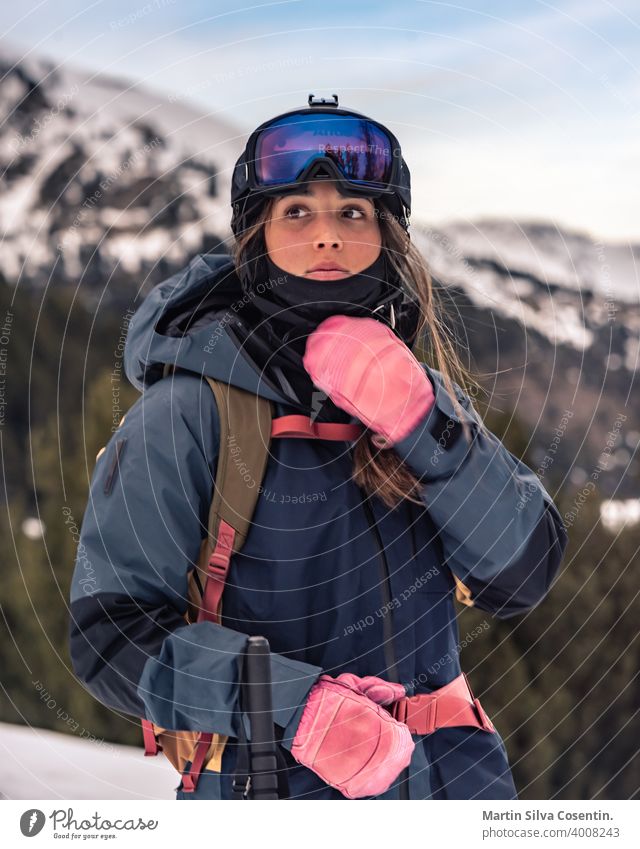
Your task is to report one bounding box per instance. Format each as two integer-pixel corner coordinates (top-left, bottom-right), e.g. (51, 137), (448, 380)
(333, 672), (406, 706)
(291, 674), (415, 799)
(303, 314), (435, 446)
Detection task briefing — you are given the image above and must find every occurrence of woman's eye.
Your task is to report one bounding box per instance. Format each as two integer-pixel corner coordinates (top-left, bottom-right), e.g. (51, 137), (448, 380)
(284, 205), (307, 219)
(342, 206), (366, 219)
(283, 204), (368, 220)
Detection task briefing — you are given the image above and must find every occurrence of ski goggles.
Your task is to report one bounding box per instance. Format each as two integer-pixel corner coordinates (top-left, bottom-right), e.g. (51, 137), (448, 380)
(245, 110), (404, 197)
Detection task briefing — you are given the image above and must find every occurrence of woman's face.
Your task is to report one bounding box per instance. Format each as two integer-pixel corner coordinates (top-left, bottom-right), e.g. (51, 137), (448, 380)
(264, 180), (382, 280)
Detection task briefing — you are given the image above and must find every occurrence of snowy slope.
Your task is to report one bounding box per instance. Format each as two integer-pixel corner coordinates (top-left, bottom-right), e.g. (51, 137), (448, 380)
(0, 722), (176, 800)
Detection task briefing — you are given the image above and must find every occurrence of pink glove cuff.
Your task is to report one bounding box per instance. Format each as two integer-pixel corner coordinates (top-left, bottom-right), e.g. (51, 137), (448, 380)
(334, 673), (406, 706)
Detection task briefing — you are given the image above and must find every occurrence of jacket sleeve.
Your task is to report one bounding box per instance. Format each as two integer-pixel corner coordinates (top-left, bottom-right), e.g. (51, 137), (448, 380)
(391, 365), (569, 618)
(68, 372), (322, 743)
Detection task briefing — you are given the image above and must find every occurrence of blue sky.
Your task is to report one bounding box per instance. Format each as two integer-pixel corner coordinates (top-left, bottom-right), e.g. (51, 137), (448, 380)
(2, 0), (639, 241)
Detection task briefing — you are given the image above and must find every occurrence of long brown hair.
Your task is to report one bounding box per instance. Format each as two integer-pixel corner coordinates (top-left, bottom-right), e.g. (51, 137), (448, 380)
(231, 196), (484, 509)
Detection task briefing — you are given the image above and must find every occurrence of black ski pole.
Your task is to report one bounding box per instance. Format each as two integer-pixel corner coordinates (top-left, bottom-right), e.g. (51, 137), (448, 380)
(244, 635), (279, 799)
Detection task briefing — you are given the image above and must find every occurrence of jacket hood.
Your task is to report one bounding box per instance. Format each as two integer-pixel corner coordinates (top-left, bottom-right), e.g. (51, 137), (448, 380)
(124, 252), (293, 405)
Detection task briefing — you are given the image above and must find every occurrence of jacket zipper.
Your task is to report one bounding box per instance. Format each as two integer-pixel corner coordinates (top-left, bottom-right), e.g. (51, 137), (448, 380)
(359, 494), (400, 684)
(356, 480), (410, 799)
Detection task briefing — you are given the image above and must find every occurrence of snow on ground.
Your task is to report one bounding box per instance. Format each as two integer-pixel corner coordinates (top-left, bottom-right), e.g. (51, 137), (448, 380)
(0, 723), (176, 800)
(600, 499), (640, 532)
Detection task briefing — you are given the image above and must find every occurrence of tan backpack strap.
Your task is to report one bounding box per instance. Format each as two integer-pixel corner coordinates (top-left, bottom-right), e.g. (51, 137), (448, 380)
(195, 378), (273, 624)
(142, 371), (269, 791)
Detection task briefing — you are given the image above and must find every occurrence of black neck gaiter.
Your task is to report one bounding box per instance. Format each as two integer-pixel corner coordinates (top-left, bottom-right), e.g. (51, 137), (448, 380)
(230, 252), (403, 421)
(252, 253), (391, 342)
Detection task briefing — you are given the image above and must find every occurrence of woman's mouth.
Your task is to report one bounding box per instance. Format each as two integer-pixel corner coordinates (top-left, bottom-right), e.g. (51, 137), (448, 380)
(306, 266), (351, 280)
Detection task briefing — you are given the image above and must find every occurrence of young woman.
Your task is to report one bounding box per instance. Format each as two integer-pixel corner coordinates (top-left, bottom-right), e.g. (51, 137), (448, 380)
(69, 96), (569, 800)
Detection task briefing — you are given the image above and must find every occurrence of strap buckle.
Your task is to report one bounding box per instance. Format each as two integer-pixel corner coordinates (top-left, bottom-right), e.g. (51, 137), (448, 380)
(391, 695), (437, 735)
(232, 774), (252, 799)
(207, 549), (231, 575)
(390, 697), (407, 724)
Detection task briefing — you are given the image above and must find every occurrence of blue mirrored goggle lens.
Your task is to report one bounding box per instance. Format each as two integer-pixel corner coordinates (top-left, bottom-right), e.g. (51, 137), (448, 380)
(254, 113), (394, 189)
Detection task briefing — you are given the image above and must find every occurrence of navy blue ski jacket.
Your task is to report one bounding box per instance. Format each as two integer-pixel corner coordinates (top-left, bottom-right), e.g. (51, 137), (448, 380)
(69, 253), (569, 800)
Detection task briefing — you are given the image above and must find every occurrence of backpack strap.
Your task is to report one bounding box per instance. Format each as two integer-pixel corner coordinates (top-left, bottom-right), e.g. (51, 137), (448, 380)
(180, 733), (215, 793)
(196, 377), (273, 625)
(271, 414), (364, 441)
(141, 718), (161, 756)
(139, 369), (271, 773)
(170, 377), (274, 792)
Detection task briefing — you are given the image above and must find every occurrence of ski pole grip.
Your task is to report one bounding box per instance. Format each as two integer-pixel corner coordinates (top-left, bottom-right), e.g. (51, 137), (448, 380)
(245, 636), (279, 799)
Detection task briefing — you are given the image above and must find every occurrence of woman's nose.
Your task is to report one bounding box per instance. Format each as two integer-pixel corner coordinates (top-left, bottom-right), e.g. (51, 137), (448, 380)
(312, 213), (343, 250)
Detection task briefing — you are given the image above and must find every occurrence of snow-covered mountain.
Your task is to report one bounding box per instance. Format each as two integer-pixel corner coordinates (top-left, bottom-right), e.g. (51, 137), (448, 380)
(415, 218), (640, 352)
(0, 39), (242, 293)
(1, 42), (638, 497)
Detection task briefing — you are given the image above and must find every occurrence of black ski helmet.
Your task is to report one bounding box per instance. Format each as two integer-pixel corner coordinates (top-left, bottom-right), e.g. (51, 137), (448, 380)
(230, 93), (412, 240)
(228, 94), (420, 347)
